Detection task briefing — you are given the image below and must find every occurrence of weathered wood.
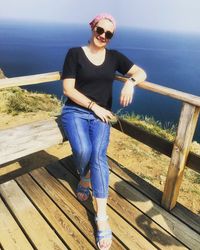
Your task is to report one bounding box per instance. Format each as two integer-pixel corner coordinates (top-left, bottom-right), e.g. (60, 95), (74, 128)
(1, 71), (200, 106)
(16, 173), (94, 250)
(1, 117), (200, 173)
(115, 74), (200, 107)
(109, 171), (200, 250)
(0, 118), (64, 165)
(1, 153), (199, 250)
(46, 163), (157, 250)
(0, 197), (34, 250)
(107, 156), (200, 234)
(61, 157), (188, 250)
(30, 167), (125, 250)
(0, 180), (67, 249)
(113, 118), (200, 173)
(0, 71), (61, 89)
(113, 117), (173, 156)
(61, 156), (200, 250)
(162, 103), (200, 210)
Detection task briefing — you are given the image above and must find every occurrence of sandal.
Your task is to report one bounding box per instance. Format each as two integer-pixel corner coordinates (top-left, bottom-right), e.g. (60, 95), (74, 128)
(95, 215), (112, 250)
(76, 177), (90, 201)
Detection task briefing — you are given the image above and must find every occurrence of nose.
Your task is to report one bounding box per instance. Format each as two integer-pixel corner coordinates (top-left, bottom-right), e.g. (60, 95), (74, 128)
(100, 32), (106, 38)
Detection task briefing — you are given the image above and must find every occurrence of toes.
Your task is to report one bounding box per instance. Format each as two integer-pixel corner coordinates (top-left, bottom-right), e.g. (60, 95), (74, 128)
(77, 193), (87, 201)
(99, 239), (112, 250)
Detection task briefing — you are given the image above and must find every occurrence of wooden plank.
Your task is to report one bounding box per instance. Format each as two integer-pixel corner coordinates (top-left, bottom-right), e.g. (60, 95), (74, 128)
(187, 152), (200, 173)
(46, 163), (157, 250)
(112, 118), (173, 156)
(62, 157), (187, 250)
(108, 173), (200, 250)
(30, 167), (125, 250)
(0, 197), (33, 250)
(16, 173), (94, 250)
(0, 71), (61, 89)
(1, 71), (200, 106)
(115, 74), (200, 107)
(0, 180), (68, 250)
(103, 157), (200, 249)
(108, 157), (200, 234)
(0, 118), (64, 165)
(113, 118), (200, 173)
(162, 103), (200, 210)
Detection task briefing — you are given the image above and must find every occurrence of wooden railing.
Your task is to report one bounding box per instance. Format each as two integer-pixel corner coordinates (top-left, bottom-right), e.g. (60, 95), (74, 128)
(0, 71), (200, 211)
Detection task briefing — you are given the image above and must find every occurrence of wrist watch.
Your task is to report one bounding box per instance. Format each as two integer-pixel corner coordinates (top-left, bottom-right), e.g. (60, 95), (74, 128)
(128, 77), (137, 86)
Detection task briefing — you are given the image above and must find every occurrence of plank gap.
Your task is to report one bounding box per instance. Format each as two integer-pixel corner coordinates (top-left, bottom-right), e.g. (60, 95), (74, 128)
(61, 157), (188, 250)
(16, 174), (71, 249)
(0, 183), (38, 250)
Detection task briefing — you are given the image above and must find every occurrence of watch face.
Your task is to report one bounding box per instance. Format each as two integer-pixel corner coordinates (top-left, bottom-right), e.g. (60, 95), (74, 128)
(130, 77), (136, 82)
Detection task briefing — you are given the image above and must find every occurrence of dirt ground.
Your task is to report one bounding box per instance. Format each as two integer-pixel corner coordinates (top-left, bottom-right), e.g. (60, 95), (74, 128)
(1, 113), (200, 215)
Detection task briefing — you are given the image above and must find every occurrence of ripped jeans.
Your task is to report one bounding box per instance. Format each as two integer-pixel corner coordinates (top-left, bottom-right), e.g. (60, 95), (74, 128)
(61, 104), (111, 198)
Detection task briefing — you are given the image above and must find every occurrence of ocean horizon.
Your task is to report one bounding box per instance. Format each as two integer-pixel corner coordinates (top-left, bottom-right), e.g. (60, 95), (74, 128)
(1, 20), (200, 141)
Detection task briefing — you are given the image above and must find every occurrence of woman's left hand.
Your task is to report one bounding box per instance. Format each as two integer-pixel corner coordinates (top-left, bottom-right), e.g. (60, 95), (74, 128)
(120, 81), (134, 107)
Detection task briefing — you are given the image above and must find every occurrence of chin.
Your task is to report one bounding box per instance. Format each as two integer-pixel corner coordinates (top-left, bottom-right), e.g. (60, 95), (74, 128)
(94, 38), (107, 48)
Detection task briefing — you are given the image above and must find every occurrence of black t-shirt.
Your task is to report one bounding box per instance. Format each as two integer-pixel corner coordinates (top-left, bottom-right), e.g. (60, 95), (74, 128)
(61, 47), (134, 110)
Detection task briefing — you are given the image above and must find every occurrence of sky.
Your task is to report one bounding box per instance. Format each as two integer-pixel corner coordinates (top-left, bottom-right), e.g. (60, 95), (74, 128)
(0, 0), (200, 33)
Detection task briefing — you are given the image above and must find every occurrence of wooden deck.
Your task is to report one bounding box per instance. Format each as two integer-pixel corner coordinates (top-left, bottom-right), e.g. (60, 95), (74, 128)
(0, 155), (199, 250)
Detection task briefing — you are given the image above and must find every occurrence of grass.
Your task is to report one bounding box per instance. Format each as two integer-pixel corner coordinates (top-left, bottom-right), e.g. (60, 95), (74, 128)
(118, 111), (200, 155)
(117, 111), (177, 142)
(0, 87), (61, 115)
(116, 110), (200, 210)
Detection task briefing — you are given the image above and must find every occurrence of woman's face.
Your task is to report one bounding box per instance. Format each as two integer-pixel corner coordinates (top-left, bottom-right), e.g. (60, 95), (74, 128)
(91, 19), (115, 48)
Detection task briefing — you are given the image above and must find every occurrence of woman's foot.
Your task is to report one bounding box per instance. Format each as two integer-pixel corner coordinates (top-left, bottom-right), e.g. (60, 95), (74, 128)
(95, 215), (112, 250)
(76, 176), (91, 201)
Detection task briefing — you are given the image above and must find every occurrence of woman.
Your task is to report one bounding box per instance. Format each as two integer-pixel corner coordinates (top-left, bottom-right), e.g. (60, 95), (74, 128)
(61, 13), (147, 250)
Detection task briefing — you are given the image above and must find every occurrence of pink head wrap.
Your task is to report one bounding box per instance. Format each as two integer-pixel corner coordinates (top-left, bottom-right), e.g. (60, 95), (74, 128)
(89, 13), (116, 30)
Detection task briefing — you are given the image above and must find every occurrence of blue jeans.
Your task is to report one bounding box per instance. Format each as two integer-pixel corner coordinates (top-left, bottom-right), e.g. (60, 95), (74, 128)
(61, 104), (111, 198)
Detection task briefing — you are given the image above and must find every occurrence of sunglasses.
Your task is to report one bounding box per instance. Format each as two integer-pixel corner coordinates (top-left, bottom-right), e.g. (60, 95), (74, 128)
(95, 26), (114, 40)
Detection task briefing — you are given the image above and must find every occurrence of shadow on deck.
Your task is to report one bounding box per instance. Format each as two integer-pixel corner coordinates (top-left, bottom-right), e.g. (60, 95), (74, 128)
(0, 153), (199, 250)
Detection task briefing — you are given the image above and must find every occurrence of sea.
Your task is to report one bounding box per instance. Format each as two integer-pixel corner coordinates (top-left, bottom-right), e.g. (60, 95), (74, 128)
(1, 20), (200, 141)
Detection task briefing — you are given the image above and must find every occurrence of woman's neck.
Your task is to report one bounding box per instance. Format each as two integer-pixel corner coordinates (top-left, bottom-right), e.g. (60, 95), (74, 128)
(87, 42), (105, 54)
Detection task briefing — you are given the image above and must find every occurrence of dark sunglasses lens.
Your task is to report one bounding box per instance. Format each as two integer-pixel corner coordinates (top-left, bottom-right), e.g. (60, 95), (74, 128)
(105, 31), (113, 39)
(96, 27), (104, 35)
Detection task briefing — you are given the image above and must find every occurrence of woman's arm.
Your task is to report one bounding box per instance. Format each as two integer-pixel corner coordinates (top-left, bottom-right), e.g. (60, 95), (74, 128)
(63, 78), (115, 123)
(126, 64), (147, 85)
(120, 64), (147, 107)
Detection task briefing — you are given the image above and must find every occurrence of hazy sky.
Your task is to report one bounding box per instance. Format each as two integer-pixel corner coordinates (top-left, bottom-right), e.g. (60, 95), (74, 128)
(0, 0), (200, 33)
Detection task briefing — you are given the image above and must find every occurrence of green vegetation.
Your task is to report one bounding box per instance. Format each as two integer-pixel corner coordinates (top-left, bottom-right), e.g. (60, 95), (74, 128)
(0, 87), (61, 115)
(118, 111), (200, 155)
(118, 111), (177, 141)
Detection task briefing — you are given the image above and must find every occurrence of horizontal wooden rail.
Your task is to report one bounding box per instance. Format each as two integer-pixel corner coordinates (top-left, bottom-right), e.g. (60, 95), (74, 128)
(113, 118), (200, 174)
(0, 71), (200, 107)
(115, 75), (200, 107)
(0, 71), (61, 89)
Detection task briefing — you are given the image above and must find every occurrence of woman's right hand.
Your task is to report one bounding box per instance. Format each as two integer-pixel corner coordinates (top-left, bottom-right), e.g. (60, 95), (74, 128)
(91, 104), (115, 123)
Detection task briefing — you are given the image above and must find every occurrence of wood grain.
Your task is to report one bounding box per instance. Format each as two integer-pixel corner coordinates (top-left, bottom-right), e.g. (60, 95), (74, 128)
(0, 180), (68, 250)
(0, 71), (200, 106)
(162, 103), (200, 210)
(16, 173), (94, 250)
(0, 118), (64, 165)
(0, 197), (33, 250)
(0, 72), (61, 89)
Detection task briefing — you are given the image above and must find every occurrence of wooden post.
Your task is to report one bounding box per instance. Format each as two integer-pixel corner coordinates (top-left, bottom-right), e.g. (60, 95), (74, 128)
(161, 102), (199, 210)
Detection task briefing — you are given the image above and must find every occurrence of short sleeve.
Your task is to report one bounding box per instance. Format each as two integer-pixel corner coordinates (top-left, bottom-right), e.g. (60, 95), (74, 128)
(61, 48), (77, 80)
(115, 50), (134, 75)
